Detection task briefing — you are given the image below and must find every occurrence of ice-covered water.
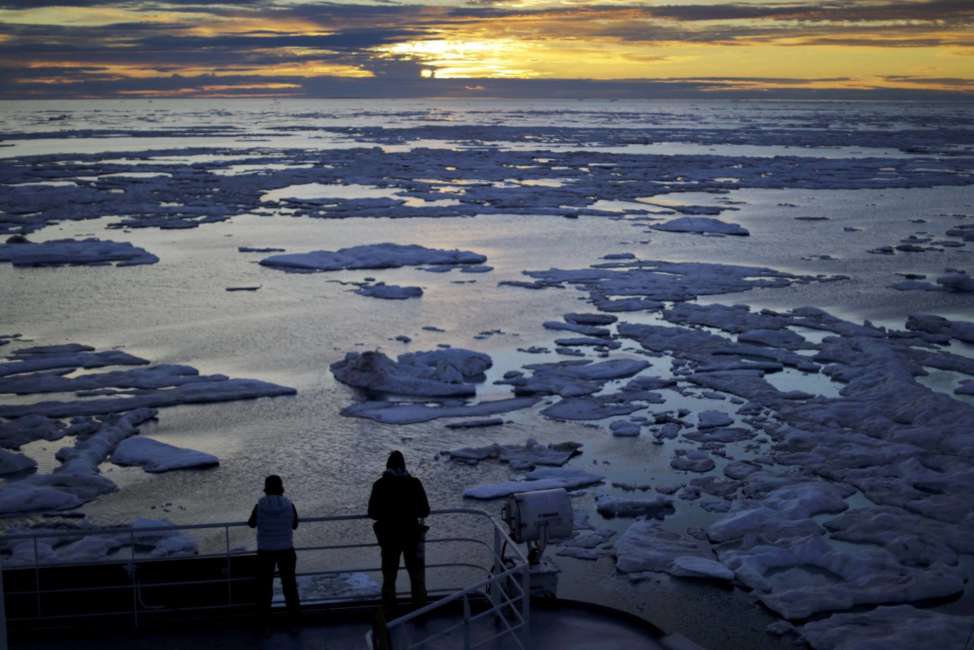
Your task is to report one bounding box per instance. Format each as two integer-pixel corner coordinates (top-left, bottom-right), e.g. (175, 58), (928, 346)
(2, 98), (973, 650)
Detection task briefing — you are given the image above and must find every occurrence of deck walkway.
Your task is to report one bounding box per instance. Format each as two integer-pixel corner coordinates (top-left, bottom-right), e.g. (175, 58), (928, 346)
(13, 599), (698, 650)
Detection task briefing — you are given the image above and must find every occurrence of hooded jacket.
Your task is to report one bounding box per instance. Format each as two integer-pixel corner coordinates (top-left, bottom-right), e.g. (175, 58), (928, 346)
(368, 468), (430, 542)
(249, 494), (299, 551)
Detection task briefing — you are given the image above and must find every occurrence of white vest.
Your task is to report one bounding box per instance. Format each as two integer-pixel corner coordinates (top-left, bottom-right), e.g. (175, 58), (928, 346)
(255, 495), (294, 551)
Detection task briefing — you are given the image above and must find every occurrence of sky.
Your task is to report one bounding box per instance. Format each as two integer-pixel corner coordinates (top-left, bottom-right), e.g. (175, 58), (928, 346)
(0, 0), (972, 99)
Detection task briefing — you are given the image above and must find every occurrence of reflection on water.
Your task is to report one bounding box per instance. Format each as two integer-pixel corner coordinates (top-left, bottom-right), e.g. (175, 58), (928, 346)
(917, 368), (974, 407)
(764, 367), (844, 398)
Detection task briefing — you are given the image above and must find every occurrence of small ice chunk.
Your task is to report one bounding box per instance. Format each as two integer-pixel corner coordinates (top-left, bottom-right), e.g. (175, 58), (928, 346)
(697, 410), (733, 429)
(355, 282), (423, 300)
(670, 449), (715, 473)
(610, 420), (641, 437)
(652, 217), (749, 237)
(596, 495), (674, 519)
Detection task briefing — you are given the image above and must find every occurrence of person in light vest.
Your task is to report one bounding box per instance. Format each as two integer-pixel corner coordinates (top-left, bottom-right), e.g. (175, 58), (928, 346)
(368, 450), (430, 611)
(248, 474), (301, 630)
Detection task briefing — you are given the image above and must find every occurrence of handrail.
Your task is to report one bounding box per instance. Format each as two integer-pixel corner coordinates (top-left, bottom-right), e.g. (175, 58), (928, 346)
(381, 510), (531, 650)
(1, 508), (532, 648)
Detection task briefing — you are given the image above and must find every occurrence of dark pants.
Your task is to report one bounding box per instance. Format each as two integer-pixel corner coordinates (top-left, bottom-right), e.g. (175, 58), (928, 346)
(380, 534), (427, 610)
(257, 548), (300, 623)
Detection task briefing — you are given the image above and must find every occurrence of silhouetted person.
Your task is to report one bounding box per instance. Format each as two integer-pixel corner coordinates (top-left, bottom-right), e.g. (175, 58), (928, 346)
(368, 450), (430, 611)
(248, 474), (300, 632)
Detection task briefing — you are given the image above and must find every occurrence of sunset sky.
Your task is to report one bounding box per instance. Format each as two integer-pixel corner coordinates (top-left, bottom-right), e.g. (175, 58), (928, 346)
(0, 0), (972, 98)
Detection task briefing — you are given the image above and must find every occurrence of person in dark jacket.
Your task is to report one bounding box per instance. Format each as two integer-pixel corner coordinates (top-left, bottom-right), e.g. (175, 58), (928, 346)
(368, 450), (431, 611)
(248, 474), (301, 631)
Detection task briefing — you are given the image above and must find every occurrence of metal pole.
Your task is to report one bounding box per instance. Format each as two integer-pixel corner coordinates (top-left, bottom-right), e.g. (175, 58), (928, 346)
(0, 551), (8, 650)
(491, 525), (502, 613)
(32, 537), (40, 620)
(130, 529), (138, 629)
(462, 594), (472, 650)
(224, 526), (232, 610)
(519, 564), (530, 647)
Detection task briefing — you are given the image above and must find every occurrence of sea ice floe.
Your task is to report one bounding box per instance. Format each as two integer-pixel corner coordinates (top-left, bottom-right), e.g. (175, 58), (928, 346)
(556, 528), (615, 561)
(354, 282), (423, 300)
(553, 337), (621, 349)
(0, 448), (36, 475)
(0, 345), (148, 378)
(517, 259), (837, 305)
(331, 348), (491, 397)
(595, 495), (674, 519)
(111, 436), (219, 473)
(716, 534), (963, 620)
(800, 605), (973, 650)
(543, 321), (611, 337)
(341, 397), (540, 424)
(613, 520), (729, 579)
(696, 410), (734, 429)
(651, 217), (749, 237)
(668, 556), (735, 581)
(0, 409), (157, 515)
(670, 449), (715, 473)
(905, 313), (974, 344)
(444, 418), (504, 429)
(540, 394), (656, 421)
(498, 358), (650, 398)
(609, 420), (641, 437)
(463, 467), (604, 500)
(564, 313), (618, 326)
(0, 378), (297, 418)
(0, 238), (158, 267)
(823, 506), (973, 567)
(445, 439), (581, 469)
(259, 243), (485, 272)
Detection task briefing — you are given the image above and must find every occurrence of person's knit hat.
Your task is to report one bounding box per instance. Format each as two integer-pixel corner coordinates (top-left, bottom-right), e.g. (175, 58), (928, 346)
(264, 474), (284, 495)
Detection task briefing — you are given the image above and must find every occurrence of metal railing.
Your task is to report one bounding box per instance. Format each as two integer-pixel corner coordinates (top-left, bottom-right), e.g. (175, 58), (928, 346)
(381, 518), (531, 650)
(0, 508), (530, 649)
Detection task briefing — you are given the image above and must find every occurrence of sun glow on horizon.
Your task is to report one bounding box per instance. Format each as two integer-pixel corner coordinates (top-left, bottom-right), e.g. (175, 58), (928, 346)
(1, 0), (972, 97)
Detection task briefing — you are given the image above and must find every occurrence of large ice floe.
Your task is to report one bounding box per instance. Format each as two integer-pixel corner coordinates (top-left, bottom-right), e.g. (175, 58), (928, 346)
(0, 342), (295, 515)
(111, 437), (219, 473)
(0, 344), (296, 419)
(331, 348), (492, 397)
(0, 237), (158, 267)
(259, 243), (485, 273)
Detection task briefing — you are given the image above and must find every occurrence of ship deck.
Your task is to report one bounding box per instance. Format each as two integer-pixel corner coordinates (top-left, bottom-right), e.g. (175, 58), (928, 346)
(14, 598), (699, 650)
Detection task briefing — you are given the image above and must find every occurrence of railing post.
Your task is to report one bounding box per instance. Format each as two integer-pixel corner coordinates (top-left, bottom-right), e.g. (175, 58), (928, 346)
(32, 536), (40, 620)
(130, 529), (138, 630)
(462, 593), (472, 650)
(225, 526), (232, 610)
(490, 525), (502, 613)
(0, 552), (8, 650)
(519, 564), (530, 646)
